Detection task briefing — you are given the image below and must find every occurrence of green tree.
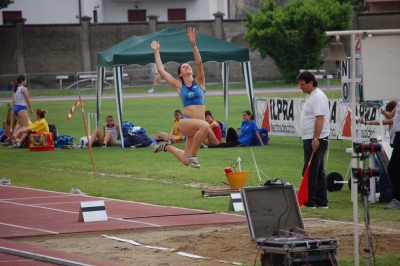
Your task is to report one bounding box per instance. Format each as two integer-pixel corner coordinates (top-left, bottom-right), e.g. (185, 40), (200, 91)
(244, 0), (352, 82)
(0, 0), (14, 9)
(337, 0), (369, 12)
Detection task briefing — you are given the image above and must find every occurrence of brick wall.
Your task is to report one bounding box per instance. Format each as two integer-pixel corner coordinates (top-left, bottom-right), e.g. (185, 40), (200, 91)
(0, 11), (399, 80)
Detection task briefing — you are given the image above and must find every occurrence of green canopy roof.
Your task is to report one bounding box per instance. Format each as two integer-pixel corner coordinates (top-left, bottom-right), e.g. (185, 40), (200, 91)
(97, 27), (250, 67)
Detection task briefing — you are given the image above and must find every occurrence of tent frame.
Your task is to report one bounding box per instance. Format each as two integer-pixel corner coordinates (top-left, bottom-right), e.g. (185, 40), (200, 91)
(96, 62), (254, 148)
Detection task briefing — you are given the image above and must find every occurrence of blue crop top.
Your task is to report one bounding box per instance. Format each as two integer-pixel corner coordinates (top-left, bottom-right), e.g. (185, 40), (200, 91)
(179, 81), (205, 107)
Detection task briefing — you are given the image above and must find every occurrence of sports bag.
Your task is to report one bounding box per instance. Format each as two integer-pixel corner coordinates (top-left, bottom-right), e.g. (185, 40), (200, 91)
(218, 121), (227, 138)
(252, 127), (269, 146)
(55, 135), (76, 148)
(29, 132), (55, 151)
(121, 121), (135, 138)
(123, 133), (152, 148)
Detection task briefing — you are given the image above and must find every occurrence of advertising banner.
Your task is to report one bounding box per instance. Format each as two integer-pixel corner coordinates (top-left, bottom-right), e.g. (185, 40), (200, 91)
(254, 97), (387, 142)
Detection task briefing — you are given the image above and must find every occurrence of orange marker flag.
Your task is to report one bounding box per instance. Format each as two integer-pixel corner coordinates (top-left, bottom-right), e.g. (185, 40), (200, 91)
(297, 151), (315, 207)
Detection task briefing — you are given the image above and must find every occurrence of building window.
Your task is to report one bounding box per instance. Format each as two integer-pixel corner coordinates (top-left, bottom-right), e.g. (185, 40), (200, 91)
(3, 11), (22, 25)
(93, 10), (98, 23)
(168, 9), (186, 21)
(128, 10), (146, 22)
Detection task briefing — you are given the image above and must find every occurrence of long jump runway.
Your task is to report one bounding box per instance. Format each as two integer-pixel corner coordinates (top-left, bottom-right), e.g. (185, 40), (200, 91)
(0, 185), (245, 265)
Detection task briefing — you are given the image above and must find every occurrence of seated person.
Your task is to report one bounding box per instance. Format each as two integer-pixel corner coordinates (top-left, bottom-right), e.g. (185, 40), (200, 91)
(89, 115), (121, 148)
(209, 110), (264, 148)
(1, 104), (13, 144)
(150, 109), (185, 142)
(2, 80), (14, 92)
(10, 108), (49, 148)
(203, 110), (221, 147)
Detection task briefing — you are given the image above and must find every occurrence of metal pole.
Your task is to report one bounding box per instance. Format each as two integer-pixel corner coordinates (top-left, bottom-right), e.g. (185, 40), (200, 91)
(349, 32), (360, 266)
(362, 186), (371, 266)
(327, 28), (400, 266)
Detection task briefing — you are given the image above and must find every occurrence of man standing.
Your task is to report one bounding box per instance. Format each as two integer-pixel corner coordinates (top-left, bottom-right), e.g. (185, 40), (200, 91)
(386, 101), (400, 210)
(298, 71), (330, 209)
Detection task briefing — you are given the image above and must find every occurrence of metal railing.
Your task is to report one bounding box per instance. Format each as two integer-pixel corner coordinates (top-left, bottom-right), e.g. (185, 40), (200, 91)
(0, 63), (223, 92)
(0, 66), (166, 91)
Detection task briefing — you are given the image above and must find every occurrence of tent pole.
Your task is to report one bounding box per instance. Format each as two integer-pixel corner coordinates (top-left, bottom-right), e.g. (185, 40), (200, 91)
(222, 62), (229, 129)
(96, 66), (104, 129)
(242, 62), (255, 115)
(114, 66), (124, 148)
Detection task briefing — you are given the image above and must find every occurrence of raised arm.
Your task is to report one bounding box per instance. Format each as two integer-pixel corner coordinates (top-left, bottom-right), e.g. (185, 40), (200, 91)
(151, 41), (181, 91)
(187, 28), (205, 89)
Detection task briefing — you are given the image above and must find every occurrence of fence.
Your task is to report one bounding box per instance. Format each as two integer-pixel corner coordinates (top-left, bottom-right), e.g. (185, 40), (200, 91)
(0, 61), (232, 93)
(0, 63), (188, 92)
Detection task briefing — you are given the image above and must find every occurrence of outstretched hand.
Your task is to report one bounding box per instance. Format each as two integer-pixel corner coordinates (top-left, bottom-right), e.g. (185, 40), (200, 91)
(187, 27), (198, 46)
(151, 41), (160, 51)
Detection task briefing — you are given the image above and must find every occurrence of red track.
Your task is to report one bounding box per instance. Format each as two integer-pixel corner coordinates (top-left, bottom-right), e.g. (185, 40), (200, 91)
(0, 185), (245, 265)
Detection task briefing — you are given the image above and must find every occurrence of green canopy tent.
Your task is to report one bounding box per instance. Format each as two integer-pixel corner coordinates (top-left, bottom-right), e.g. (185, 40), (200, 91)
(96, 27), (254, 147)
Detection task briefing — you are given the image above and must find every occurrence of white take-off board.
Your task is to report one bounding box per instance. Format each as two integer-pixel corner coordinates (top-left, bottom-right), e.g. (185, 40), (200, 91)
(361, 35), (400, 101)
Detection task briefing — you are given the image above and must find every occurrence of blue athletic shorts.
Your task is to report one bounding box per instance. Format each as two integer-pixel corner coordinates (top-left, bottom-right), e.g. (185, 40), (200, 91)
(14, 105), (27, 115)
(179, 115), (191, 120)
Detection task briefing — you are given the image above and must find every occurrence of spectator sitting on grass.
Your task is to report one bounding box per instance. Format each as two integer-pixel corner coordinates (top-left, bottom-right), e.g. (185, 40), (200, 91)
(208, 110), (264, 148)
(1, 103), (13, 144)
(150, 109), (185, 143)
(203, 110), (221, 147)
(88, 115), (121, 148)
(10, 108), (49, 148)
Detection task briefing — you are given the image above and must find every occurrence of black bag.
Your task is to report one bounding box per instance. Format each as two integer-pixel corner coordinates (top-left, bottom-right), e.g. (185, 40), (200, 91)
(124, 133), (152, 148)
(48, 124), (58, 141)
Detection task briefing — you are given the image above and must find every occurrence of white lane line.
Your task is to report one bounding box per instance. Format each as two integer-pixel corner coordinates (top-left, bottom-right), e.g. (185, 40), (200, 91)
(0, 222), (59, 234)
(0, 259), (36, 262)
(0, 195), (78, 201)
(30, 201), (110, 206)
(111, 218), (161, 227)
(0, 247), (92, 266)
(0, 200), (77, 214)
(2, 186), (231, 217)
(0, 200), (161, 227)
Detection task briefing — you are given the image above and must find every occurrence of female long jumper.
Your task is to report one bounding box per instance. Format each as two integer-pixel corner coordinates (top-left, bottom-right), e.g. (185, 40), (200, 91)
(151, 28), (214, 168)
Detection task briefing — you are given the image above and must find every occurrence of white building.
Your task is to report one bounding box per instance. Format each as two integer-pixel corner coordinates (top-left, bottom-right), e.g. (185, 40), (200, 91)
(1, 0), (228, 25)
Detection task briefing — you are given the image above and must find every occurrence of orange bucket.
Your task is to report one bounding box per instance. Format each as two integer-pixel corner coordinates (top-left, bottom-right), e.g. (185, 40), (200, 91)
(225, 171), (249, 189)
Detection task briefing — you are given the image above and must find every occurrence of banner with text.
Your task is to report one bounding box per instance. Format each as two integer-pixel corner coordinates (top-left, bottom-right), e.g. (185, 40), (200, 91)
(254, 97), (385, 141)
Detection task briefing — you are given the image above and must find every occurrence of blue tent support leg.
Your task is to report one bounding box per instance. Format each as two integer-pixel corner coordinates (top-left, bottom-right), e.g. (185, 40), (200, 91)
(114, 66), (125, 148)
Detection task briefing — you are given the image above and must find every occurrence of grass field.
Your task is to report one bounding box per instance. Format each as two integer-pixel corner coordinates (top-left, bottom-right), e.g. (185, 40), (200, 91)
(1, 82), (399, 265)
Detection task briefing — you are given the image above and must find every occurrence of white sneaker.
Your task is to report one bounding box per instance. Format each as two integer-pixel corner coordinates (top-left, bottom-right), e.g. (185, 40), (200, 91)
(70, 188), (87, 195)
(0, 178), (11, 185)
(148, 88), (154, 93)
(153, 140), (171, 153)
(384, 199), (400, 210)
(186, 156), (201, 168)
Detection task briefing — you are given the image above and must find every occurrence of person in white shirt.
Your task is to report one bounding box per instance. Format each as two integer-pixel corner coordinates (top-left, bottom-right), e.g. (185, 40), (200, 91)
(298, 71), (330, 209)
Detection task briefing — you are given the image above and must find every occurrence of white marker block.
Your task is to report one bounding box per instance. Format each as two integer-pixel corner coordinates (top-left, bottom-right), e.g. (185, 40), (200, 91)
(78, 201), (108, 222)
(229, 193), (244, 212)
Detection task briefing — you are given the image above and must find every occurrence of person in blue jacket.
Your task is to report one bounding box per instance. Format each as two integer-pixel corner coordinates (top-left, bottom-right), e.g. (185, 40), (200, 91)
(208, 110), (264, 148)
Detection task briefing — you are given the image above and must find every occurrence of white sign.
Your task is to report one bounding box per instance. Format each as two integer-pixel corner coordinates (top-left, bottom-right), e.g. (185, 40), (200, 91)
(254, 97), (385, 141)
(78, 201), (108, 222)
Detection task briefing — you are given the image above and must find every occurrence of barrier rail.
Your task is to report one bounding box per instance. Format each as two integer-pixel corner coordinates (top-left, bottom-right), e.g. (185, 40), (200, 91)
(0, 67), (158, 91)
